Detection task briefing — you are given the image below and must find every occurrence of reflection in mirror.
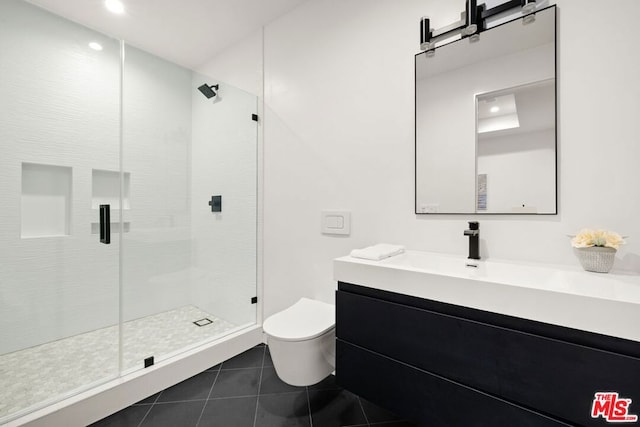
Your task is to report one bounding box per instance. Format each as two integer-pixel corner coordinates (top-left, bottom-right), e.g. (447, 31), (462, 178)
(415, 6), (556, 214)
(476, 80), (555, 213)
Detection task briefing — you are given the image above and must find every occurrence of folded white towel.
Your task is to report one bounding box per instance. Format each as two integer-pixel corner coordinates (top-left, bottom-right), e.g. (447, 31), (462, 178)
(350, 244), (405, 261)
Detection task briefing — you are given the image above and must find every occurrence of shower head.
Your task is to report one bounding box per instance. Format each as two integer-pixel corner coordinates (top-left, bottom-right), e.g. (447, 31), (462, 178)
(198, 83), (219, 99)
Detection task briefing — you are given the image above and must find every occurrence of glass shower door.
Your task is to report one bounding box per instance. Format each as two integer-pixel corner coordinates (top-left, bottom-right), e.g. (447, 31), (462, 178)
(119, 44), (197, 371)
(119, 48), (258, 371)
(0, 0), (260, 421)
(0, 0), (121, 422)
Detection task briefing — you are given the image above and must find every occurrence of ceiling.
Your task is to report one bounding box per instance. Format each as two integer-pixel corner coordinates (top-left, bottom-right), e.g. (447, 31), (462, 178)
(24, 0), (307, 69)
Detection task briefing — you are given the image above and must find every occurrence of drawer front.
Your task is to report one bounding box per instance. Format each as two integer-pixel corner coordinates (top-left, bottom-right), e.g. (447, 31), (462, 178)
(336, 340), (570, 427)
(337, 290), (640, 426)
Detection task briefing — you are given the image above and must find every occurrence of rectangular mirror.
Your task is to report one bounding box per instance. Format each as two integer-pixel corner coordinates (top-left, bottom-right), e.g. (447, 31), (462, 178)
(415, 5), (556, 214)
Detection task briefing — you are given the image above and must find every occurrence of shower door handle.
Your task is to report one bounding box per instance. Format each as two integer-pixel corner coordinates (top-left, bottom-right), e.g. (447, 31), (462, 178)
(99, 204), (111, 244)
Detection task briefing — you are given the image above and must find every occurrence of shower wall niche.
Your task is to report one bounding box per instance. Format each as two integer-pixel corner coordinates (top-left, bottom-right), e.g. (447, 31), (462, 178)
(91, 169), (131, 234)
(92, 169), (131, 209)
(21, 162), (72, 238)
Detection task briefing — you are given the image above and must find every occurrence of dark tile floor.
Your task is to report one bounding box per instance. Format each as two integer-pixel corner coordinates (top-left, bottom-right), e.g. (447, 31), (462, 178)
(91, 344), (416, 427)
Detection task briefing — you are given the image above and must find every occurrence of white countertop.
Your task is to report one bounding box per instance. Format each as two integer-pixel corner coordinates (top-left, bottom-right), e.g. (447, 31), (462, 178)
(334, 250), (640, 342)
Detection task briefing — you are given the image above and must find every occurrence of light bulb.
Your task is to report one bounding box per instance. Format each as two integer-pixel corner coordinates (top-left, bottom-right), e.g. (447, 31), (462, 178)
(105, 0), (125, 14)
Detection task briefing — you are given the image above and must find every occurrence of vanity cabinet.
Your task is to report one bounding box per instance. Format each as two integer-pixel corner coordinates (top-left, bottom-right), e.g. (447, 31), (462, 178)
(336, 282), (640, 426)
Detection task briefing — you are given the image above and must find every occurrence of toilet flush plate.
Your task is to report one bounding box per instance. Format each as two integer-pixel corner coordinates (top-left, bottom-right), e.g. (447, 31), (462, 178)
(321, 211), (351, 236)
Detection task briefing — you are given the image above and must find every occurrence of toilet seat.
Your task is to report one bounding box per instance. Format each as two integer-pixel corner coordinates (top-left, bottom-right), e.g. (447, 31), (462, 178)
(263, 298), (335, 342)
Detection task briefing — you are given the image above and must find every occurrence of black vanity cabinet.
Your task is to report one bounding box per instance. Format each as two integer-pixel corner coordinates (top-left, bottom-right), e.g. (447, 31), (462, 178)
(336, 282), (640, 427)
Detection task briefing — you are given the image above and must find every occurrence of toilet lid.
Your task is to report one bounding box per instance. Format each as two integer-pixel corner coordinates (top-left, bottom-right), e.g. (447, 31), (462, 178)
(263, 298), (335, 341)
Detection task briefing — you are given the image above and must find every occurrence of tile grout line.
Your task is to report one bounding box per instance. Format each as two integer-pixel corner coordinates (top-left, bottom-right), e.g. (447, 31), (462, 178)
(370, 423), (410, 426)
(209, 389), (301, 400)
(194, 367), (221, 427)
(219, 366), (265, 372)
(135, 403), (153, 427)
(252, 345), (267, 427)
(356, 396), (371, 427)
(149, 398), (208, 405)
(305, 386), (313, 427)
(136, 390), (163, 427)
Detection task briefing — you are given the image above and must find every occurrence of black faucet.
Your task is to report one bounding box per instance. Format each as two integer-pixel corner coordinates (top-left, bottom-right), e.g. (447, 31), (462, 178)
(463, 221), (480, 260)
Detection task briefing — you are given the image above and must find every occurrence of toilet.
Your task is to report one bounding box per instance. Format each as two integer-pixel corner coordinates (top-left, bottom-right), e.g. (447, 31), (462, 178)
(263, 298), (335, 386)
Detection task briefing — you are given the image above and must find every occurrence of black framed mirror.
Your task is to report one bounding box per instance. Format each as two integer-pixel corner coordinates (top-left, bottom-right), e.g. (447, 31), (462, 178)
(415, 5), (556, 214)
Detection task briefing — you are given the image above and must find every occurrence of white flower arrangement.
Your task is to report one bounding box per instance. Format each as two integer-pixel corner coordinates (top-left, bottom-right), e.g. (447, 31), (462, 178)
(571, 229), (625, 250)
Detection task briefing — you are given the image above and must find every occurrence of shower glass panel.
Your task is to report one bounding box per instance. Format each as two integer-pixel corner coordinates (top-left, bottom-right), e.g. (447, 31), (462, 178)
(0, 0), (121, 421)
(119, 52), (258, 370)
(189, 72), (258, 338)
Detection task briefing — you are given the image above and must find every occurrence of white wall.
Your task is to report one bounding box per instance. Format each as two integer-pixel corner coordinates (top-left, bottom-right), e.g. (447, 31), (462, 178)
(259, 0), (640, 319)
(197, 30), (263, 97)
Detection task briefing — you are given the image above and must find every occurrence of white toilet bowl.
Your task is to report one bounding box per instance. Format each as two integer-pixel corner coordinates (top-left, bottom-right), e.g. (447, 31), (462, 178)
(263, 298), (335, 386)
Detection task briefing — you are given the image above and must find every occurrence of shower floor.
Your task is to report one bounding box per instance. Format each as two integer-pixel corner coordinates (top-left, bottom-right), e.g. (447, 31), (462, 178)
(0, 305), (238, 422)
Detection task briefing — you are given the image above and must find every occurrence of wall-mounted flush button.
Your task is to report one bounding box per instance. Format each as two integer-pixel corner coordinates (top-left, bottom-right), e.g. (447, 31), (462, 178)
(321, 210), (350, 235)
(326, 216), (344, 229)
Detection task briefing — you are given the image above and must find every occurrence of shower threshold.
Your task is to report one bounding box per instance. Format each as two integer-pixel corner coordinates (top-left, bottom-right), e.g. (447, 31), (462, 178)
(0, 305), (237, 423)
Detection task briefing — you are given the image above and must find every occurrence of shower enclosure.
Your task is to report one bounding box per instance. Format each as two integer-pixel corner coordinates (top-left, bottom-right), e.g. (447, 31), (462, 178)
(0, 0), (258, 423)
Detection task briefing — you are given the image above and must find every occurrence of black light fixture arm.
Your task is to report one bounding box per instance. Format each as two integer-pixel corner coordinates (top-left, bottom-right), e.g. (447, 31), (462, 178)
(420, 0), (537, 53)
(482, 0), (537, 20)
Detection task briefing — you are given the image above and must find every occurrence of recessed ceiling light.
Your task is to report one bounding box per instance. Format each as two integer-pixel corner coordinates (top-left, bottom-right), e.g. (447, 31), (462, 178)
(89, 42), (103, 51)
(105, 0), (125, 14)
(490, 106), (500, 113)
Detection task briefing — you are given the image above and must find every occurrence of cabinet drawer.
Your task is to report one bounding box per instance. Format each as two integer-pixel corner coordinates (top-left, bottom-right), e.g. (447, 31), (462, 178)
(337, 290), (640, 426)
(337, 340), (570, 427)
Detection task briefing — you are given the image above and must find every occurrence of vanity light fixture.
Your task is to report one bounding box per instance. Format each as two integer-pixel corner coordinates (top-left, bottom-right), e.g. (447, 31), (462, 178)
(420, 17), (432, 50)
(522, 0), (537, 24)
(490, 106), (500, 113)
(461, 0), (479, 37)
(105, 0), (125, 14)
(419, 0), (538, 53)
(420, 16), (436, 56)
(522, 0), (537, 13)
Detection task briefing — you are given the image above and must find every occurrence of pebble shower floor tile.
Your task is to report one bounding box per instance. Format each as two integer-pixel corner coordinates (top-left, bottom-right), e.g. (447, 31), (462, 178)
(0, 305), (238, 421)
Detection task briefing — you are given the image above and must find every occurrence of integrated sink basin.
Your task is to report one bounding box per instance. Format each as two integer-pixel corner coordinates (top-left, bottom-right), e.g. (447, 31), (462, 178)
(334, 250), (640, 342)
